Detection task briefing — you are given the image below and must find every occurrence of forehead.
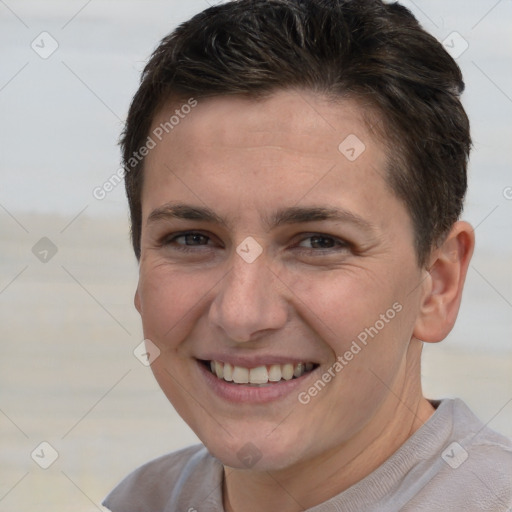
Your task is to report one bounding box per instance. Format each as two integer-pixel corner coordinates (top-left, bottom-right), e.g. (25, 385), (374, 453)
(141, 90), (407, 235)
(148, 90), (383, 165)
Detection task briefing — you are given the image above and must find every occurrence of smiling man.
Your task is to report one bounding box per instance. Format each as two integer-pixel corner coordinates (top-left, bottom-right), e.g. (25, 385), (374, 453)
(103, 1), (512, 511)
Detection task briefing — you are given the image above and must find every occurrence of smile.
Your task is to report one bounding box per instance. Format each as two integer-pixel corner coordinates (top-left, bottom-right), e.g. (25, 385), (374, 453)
(203, 360), (318, 386)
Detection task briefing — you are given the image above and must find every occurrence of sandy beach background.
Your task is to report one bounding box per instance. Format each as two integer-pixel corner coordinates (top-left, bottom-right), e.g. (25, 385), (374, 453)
(1, 1), (511, 511)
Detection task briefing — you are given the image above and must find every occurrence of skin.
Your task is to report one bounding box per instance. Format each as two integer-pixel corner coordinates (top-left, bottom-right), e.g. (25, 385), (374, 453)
(134, 90), (474, 512)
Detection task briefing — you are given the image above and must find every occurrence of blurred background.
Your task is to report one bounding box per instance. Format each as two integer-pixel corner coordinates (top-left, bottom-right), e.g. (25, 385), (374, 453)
(1, 1), (511, 510)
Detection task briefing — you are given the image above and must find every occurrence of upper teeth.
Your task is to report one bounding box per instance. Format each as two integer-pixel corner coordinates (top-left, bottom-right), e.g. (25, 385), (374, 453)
(209, 361), (314, 385)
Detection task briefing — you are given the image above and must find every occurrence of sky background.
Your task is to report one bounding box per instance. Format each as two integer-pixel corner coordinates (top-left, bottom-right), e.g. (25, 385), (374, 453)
(1, 0), (511, 352)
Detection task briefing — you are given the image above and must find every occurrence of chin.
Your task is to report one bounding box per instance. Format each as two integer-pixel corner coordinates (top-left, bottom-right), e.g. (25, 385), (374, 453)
(201, 427), (307, 471)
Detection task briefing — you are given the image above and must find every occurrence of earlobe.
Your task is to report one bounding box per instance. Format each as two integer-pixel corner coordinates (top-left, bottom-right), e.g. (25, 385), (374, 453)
(413, 221), (475, 343)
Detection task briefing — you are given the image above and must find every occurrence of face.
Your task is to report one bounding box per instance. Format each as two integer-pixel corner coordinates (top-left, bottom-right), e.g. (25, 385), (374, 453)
(135, 90), (427, 471)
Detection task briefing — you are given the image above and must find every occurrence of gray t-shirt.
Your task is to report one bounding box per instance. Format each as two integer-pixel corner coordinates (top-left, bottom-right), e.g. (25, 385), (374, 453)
(103, 399), (512, 511)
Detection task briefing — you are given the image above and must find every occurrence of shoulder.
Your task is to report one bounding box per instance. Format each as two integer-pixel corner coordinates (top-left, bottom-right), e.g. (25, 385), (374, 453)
(453, 399), (512, 507)
(408, 398), (512, 511)
(449, 398), (512, 466)
(102, 444), (223, 512)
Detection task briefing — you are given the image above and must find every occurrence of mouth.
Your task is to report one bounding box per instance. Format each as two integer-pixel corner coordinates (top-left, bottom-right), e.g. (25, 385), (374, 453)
(199, 359), (319, 387)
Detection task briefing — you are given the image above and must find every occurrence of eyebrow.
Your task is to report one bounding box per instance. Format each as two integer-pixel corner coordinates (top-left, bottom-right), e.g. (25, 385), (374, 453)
(265, 206), (376, 233)
(147, 202), (376, 234)
(147, 203), (226, 226)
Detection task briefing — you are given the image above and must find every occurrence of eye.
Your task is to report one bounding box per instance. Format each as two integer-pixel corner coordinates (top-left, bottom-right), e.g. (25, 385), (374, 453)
(296, 234), (349, 251)
(173, 232), (210, 246)
(160, 231), (216, 251)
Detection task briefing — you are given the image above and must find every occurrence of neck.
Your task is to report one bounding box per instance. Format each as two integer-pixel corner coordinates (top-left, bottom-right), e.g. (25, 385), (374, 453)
(223, 342), (435, 512)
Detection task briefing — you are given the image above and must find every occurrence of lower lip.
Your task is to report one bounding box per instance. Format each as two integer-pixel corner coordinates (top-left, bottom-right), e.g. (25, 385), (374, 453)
(197, 360), (315, 404)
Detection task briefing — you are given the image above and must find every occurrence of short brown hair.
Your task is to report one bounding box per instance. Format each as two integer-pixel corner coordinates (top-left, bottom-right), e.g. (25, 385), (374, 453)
(122, 0), (471, 266)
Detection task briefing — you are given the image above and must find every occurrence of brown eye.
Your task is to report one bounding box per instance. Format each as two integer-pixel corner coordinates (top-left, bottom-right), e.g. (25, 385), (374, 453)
(297, 235), (348, 250)
(175, 233), (210, 246)
(304, 236), (335, 249)
(161, 231), (214, 250)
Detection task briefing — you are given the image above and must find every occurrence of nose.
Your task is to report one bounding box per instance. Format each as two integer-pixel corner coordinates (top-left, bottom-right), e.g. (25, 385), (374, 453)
(208, 251), (288, 343)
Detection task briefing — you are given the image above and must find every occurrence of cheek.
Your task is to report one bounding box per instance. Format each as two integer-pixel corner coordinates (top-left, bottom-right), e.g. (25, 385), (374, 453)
(280, 266), (399, 346)
(137, 262), (208, 348)
(281, 265), (417, 399)
(137, 264), (211, 425)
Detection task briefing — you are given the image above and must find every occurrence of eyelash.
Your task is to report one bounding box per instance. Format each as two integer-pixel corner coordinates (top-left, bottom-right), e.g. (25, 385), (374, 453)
(162, 232), (214, 253)
(296, 235), (350, 252)
(160, 231), (350, 254)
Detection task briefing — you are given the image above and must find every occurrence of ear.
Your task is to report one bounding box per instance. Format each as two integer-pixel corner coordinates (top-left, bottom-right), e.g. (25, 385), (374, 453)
(413, 221), (475, 343)
(134, 285), (142, 314)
